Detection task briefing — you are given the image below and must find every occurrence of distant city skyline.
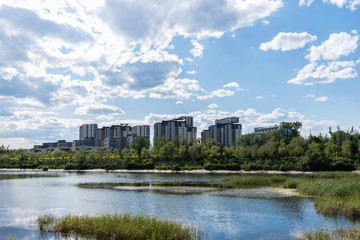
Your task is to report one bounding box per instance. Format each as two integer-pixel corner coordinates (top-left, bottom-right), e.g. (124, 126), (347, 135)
(0, 0), (359, 149)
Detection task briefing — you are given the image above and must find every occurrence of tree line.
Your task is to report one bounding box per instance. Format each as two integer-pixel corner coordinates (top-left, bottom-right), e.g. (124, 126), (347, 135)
(1, 122), (360, 171)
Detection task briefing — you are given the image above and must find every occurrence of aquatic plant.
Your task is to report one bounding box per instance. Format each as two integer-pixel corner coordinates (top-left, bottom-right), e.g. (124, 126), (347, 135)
(298, 225), (360, 240)
(38, 214), (201, 240)
(221, 172), (360, 219)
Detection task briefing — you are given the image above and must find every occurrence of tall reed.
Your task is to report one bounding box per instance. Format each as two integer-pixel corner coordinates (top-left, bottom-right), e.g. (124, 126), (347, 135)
(38, 214), (201, 240)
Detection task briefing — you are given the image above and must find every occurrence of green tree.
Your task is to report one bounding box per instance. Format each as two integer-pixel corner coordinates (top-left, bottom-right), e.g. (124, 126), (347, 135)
(278, 139), (287, 157)
(178, 145), (188, 160)
(141, 148), (151, 159)
(159, 142), (176, 160)
(324, 141), (337, 158)
(341, 139), (352, 158)
(131, 137), (150, 157)
(188, 143), (205, 161)
(286, 137), (306, 157)
(258, 141), (278, 159)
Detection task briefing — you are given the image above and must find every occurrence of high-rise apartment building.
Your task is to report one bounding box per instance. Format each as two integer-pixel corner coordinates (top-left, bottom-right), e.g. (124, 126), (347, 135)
(154, 116), (197, 144)
(79, 124), (98, 140)
(92, 124), (150, 150)
(201, 117), (242, 146)
(132, 125), (150, 140)
(254, 122), (284, 134)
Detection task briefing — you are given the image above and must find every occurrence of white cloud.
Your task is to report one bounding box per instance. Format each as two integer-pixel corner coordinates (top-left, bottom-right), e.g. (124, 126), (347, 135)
(299, 0), (315, 6)
(176, 101), (184, 104)
(197, 89), (235, 100)
(0, 0), (284, 122)
(263, 20), (270, 25)
(208, 103), (218, 109)
(314, 96), (328, 102)
(299, 0), (360, 10)
(256, 96), (264, 99)
(305, 32), (358, 62)
(260, 32), (317, 51)
(74, 104), (125, 116)
(190, 40), (204, 57)
(223, 82), (244, 91)
(149, 78), (202, 99)
(186, 70), (197, 74)
(323, 0), (360, 10)
(301, 119), (338, 136)
(0, 137), (43, 150)
(288, 61), (357, 85)
(305, 94), (316, 98)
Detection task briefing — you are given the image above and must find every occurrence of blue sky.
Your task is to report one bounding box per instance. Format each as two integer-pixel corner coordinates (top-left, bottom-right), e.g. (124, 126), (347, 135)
(0, 0), (359, 149)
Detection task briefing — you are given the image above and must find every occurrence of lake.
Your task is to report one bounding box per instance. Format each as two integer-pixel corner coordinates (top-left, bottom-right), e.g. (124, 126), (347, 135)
(0, 171), (353, 239)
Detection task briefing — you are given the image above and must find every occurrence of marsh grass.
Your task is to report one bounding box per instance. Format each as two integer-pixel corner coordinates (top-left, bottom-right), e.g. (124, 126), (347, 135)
(297, 225), (360, 240)
(221, 172), (360, 219)
(7, 234), (18, 240)
(38, 214), (201, 240)
(0, 173), (58, 180)
(78, 181), (233, 189)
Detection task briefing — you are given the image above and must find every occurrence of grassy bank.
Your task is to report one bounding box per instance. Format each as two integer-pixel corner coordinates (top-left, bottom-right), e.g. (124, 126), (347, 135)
(221, 172), (360, 219)
(297, 225), (360, 239)
(37, 214), (201, 240)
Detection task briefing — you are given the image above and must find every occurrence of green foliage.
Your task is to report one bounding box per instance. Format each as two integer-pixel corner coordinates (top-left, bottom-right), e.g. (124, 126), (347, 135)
(222, 172), (360, 219)
(131, 136), (150, 157)
(38, 214), (201, 240)
(1, 121), (359, 172)
(298, 226), (360, 240)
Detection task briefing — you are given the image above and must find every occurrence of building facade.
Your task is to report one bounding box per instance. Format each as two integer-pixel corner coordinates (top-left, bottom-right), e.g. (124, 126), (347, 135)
(153, 116), (197, 144)
(132, 125), (150, 141)
(254, 122), (284, 134)
(201, 117), (242, 146)
(79, 124), (98, 140)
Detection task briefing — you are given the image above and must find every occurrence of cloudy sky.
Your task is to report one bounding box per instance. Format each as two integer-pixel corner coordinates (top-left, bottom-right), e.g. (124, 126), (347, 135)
(0, 0), (359, 149)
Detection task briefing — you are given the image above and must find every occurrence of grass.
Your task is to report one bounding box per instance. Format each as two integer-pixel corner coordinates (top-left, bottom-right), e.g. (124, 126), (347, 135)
(78, 181), (232, 190)
(221, 172), (360, 219)
(38, 214), (201, 240)
(0, 173), (59, 180)
(7, 235), (18, 240)
(297, 225), (360, 240)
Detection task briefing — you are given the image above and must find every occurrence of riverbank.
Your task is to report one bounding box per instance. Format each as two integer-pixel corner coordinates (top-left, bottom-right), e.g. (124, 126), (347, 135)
(0, 168), (315, 174)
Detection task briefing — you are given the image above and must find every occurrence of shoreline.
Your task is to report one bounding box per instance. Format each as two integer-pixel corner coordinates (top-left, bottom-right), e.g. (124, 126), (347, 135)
(0, 168), (315, 174)
(2, 168), (359, 174)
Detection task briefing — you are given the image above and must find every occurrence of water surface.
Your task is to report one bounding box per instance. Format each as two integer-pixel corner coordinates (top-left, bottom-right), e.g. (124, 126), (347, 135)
(0, 171), (353, 239)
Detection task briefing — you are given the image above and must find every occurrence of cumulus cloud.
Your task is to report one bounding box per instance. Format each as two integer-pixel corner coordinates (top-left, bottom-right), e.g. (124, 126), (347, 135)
(197, 89), (235, 100)
(314, 96), (329, 102)
(190, 40), (204, 57)
(74, 104), (125, 116)
(222, 82), (244, 91)
(176, 101), (184, 104)
(256, 96), (264, 99)
(186, 70), (197, 74)
(149, 78), (202, 99)
(288, 61), (357, 85)
(208, 103), (218, 109)
(305, 32), (358, 62)
(299, 0), (360, 10)
(299, 0), (315, 6)
(323, 0), (360, 10)
(0, 0), (284, 111)
(289, 31), (359, 85)
(260, 32), (317, 51)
